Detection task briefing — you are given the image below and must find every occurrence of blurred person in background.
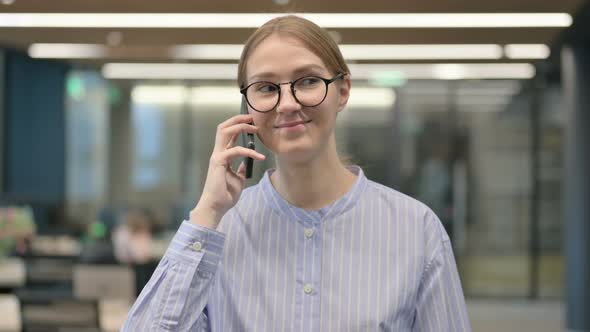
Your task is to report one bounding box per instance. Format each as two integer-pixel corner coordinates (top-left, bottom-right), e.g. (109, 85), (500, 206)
(0, 206), (36, 257)
(416, 122), (454, 240)
(123, 15), (470, 331)
(112, 208), (154, 265)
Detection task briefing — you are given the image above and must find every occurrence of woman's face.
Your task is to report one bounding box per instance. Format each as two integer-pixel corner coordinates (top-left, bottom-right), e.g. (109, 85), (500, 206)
(244, 34), (350, 163)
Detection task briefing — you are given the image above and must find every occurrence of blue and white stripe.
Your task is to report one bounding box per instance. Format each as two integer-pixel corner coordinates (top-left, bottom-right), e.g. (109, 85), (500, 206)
(122, 166), (471, 331)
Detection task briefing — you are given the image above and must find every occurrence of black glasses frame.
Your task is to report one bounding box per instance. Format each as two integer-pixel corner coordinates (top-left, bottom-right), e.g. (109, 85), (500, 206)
(240, 72), (346, 113)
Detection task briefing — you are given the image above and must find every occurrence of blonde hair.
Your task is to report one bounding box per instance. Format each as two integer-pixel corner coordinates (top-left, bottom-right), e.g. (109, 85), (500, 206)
(237, 15), (350, 88)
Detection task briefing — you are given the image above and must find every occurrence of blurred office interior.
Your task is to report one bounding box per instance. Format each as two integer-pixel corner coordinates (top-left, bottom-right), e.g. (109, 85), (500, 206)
(0, 1), (589, 331)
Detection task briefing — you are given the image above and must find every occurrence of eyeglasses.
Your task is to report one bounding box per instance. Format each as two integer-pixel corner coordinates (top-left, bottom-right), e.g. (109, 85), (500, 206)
(240, 73), (346, 113)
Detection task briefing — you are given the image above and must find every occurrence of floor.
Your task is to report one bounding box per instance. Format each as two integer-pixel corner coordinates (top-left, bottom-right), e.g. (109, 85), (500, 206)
(467, 299), (564, 332)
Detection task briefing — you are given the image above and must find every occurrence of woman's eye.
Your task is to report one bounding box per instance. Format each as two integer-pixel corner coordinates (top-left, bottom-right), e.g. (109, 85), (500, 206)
(299, 77), (321, 87)
(257, 84), (277, 93)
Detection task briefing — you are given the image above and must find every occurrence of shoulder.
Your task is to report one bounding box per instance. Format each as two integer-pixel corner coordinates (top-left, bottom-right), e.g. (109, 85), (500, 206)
(363, 178), (429, 216)
(236, 182), (264, 209)
(362, 178), (449, 243)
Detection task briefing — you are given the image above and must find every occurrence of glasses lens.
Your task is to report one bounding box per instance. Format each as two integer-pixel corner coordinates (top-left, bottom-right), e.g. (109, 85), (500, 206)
(293, 76), (327, 107)
(246, 81), (279, 112)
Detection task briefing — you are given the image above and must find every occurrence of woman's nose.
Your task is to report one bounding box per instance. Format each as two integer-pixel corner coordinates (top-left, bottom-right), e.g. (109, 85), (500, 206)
(276, 84), (302, 114)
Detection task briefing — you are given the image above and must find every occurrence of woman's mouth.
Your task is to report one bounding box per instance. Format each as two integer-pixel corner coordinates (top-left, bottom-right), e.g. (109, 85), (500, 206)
(274, 119), (312, 133)
(275, 119), (312, 128)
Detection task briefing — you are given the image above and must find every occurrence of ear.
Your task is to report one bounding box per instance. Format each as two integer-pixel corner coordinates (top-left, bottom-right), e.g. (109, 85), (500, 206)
(336, 76), (351, 113)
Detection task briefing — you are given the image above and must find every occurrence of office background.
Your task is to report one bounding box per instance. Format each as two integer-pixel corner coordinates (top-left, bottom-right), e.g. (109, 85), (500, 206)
(0, 1), (589, 331)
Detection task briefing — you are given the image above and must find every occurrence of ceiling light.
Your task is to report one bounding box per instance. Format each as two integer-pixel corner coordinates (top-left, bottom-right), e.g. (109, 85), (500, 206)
(504, 44), (550, 59)
(131, 86), (188, 105)
(28, 42), (551, 63)
(349, 63), (535, 80)
(0, 13), (572, 28)
(103, 62), (535, 80)
(188, 86), (396, 108)
(28, 43), (105, 58)
(176, 44), (505, 60)
(103, 63), (238, 80)
(189, 87), (241, 106)
(170, 45), (243, 60)
(35, 43), (504, 61)
(313, 13), (572, 28)
(130, 85), (395, 110)
(340, 44), (503, 60)
(347, 88), (396, 107)
(432, 64), (468, 80)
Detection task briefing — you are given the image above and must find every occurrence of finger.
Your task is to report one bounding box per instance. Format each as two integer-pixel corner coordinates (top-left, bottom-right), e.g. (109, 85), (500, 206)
(227, 164), (246, 189)
(226, 133), (238, 149)
(214, 123), (258, 152)
(236, 161), (246, 177)
(233, 161), (247, 182)
(210, 146), (265, 167)
(231, 132), (242, 146)
(217, 114), (254, 131)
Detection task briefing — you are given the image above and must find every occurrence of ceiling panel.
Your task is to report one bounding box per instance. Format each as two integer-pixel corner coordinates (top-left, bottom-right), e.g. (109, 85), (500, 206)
(0, 28), (562, 47)
(0, 0), (583, 13)
(0, 0), (585, 66)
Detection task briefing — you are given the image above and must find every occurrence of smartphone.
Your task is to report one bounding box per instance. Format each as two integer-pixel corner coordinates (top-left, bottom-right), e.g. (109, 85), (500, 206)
(240, 97), (255, 178)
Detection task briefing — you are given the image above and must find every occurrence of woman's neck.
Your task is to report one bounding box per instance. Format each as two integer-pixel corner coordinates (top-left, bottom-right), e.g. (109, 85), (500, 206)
(269, 139), (357, 211)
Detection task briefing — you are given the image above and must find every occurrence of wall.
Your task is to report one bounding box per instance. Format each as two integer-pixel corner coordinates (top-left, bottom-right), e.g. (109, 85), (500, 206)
(2, 50), (68, 230)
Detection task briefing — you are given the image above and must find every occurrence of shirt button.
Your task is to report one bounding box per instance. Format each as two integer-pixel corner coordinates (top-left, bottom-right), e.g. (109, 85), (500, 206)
(303, 284), (313, 294)
(191, 241), (203, 252)
(304, 228), (314, 238)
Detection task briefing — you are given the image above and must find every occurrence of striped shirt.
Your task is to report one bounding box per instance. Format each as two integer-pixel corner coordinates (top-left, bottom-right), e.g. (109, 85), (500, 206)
(122, 166), (471, 331)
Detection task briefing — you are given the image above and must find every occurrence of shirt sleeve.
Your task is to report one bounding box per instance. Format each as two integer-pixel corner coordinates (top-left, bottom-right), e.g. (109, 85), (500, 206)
(121, 220), (225, 332)
(413, 212), (471, 332)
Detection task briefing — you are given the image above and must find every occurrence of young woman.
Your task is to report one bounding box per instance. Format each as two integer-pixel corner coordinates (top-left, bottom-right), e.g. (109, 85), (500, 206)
(122, 15), (470, 332)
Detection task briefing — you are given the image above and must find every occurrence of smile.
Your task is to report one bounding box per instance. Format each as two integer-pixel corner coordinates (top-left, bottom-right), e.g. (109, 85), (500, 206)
(274, 120), (312, 129)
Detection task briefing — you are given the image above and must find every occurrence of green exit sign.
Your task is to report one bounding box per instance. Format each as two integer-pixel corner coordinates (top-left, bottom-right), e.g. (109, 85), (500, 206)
(369, 71), (407, 87)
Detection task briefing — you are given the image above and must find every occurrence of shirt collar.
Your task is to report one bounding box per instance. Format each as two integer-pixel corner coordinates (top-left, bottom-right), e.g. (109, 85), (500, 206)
(260, 165), (368, 226)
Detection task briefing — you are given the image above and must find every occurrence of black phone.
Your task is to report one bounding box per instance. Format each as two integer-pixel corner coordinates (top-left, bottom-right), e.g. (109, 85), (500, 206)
(240, 97), (255, 178)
